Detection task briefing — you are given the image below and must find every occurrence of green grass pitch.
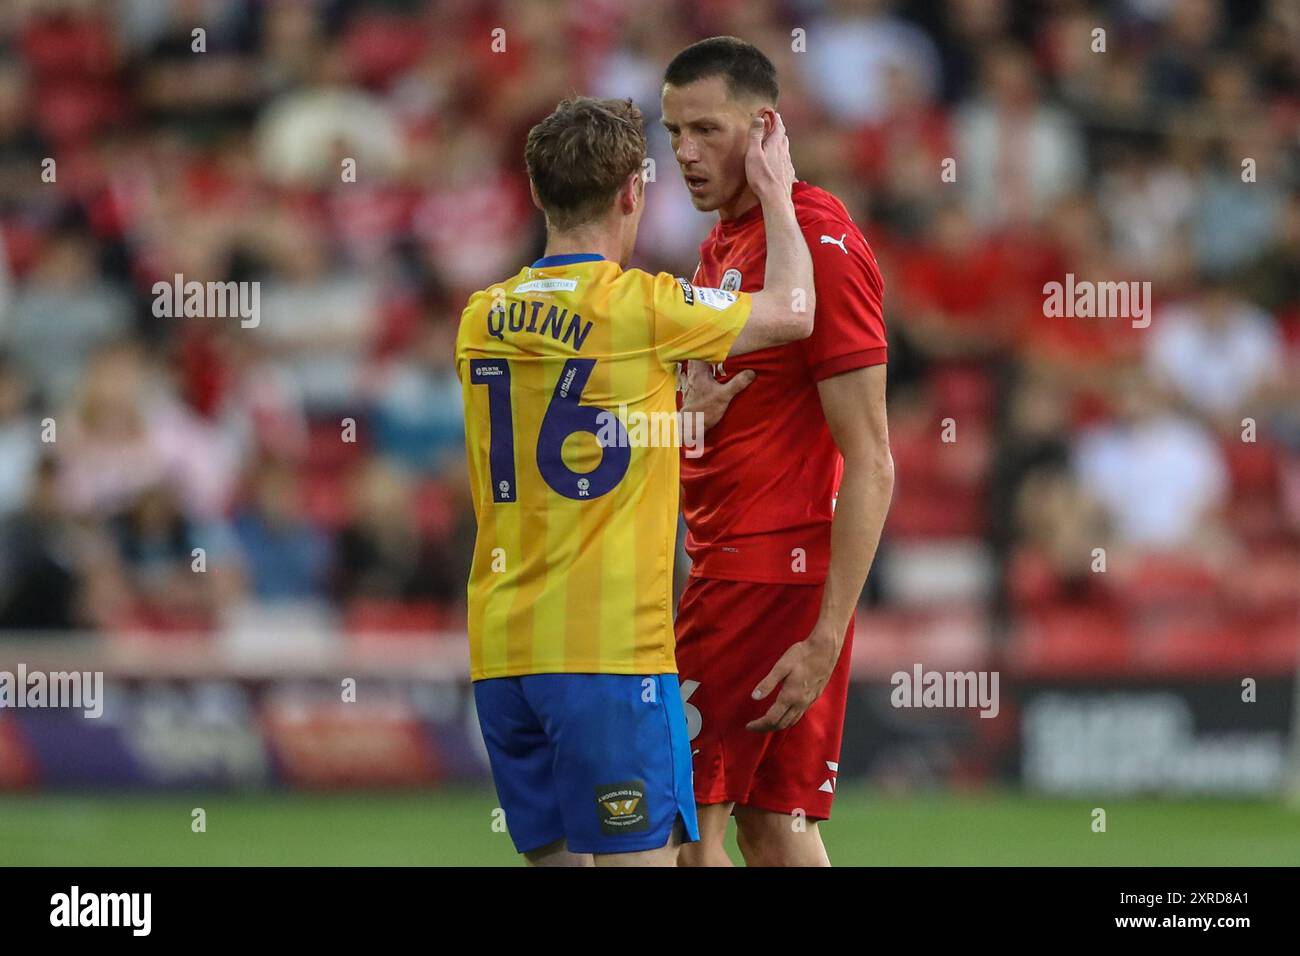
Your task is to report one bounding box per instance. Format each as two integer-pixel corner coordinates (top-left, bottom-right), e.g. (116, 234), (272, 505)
(2, 786), (1298, 865)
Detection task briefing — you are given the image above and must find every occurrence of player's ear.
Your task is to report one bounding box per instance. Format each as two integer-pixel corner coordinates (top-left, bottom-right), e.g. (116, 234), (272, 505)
(528, 178), (544, 213)
(618, 171), (641, 215)
(755, 107), (776, 141)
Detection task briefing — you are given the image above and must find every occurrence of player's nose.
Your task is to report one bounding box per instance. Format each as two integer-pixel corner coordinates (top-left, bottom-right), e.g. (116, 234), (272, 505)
(675, 137), (699, 164)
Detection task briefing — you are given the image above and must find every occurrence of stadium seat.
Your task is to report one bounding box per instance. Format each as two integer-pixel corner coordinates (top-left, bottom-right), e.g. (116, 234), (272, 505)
(1008, 606), (1133, 676)
(345, 599), (447, 638)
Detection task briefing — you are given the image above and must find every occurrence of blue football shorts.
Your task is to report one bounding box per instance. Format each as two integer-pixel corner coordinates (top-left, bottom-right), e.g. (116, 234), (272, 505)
(473, 673), (700, 855)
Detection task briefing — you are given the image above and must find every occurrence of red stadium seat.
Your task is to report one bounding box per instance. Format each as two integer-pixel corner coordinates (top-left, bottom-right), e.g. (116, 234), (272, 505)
(1110, 554), (1220, 612)
(413, 478), (455, 537)
(1223, 436), (1279, 496)
(305, 421), (368, 469)
(344, 14), (429, 89)
(1135, 611), (1276, 675)
(930, 366), (996, 422)
(1009, 605), (1133, 676)
(300, 470), (351, 529)
(344, 599), (446, 638)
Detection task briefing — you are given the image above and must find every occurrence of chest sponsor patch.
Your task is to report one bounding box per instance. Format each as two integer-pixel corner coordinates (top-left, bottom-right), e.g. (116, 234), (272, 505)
(595, 780), (650, 834)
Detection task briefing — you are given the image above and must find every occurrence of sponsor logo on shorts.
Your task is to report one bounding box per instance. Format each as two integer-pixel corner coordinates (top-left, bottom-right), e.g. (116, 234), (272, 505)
(595, 780), (649, 834)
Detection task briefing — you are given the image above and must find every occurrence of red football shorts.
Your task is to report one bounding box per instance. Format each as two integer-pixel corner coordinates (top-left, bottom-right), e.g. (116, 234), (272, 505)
(674, 576), (855, 821)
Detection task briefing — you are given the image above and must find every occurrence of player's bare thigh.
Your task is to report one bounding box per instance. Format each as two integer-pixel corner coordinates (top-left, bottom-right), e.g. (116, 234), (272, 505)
(526, 826), (685, 867)
(734, 805), (831, 867)
(595, 821), (685, 867)
(677, 801), (734, 867)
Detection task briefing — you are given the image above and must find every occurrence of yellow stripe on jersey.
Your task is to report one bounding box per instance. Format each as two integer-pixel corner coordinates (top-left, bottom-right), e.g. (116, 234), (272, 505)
(456, 256), (750, 680)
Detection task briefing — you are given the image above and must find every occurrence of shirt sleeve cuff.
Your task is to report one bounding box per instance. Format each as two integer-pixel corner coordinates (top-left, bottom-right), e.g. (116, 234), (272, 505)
(810, 347), (887, 382)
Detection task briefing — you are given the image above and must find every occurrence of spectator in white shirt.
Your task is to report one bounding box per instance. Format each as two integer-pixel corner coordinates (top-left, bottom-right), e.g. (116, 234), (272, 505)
(1073, 372), (1229, 552)
(1146, 281), (1284, 427)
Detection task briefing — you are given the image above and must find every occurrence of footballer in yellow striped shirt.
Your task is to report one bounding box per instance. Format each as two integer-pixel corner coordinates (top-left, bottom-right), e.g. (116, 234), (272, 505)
(457, 96), (814, 866)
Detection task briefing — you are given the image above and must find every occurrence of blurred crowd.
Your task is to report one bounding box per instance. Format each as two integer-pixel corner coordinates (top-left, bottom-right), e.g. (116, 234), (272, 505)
(0, 0), (1296, 651)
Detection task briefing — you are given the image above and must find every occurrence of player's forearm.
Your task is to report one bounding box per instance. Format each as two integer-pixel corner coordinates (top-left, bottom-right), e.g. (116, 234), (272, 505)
(730, 200), (814, 354)
(759, 197), (812, 308)
(814, 451), (894, 646)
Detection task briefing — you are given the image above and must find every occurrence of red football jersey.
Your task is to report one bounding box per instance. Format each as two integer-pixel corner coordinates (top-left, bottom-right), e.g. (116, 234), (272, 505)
(681, 181), (887, 584)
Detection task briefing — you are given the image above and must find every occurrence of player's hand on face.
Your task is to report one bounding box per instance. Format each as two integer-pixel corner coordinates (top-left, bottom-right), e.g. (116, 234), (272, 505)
(680, 360), (755, 431)
(746, 627), (839, 732)
(744, 111), (794, 201)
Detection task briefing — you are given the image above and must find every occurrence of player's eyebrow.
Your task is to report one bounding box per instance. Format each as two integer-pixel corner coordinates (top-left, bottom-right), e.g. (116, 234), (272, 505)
(661, 117), (721, 132)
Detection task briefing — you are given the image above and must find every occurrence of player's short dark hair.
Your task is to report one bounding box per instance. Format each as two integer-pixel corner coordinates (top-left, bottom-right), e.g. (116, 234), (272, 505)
(524, 97), (646, 231)
(663, 36), (779, 104)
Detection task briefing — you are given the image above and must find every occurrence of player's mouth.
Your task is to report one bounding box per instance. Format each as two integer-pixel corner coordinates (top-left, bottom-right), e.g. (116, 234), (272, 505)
(684, 174), (708, 195)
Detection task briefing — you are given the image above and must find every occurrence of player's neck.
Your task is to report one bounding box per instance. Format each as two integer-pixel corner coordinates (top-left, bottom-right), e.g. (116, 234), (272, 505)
(718, 187), (760, 223)
(541, 226), (621, 266)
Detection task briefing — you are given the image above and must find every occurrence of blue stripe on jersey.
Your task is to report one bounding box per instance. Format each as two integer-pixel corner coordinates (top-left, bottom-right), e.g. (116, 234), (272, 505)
(531, 253), (606, 267)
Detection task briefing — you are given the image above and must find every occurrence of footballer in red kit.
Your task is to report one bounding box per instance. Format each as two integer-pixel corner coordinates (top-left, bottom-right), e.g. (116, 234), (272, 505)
(663, 38), (895, 866)
(684, 181), (887, 585)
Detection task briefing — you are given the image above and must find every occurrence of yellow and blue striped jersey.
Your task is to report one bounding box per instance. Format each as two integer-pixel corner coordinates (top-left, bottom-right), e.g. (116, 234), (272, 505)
(456, 253), (751, 680)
